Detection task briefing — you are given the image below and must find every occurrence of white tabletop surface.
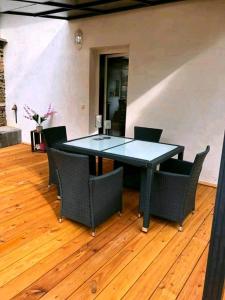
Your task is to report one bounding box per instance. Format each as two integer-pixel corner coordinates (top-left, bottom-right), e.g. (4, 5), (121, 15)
(64, 135), (133, 151)
(104, 140), (177, 161)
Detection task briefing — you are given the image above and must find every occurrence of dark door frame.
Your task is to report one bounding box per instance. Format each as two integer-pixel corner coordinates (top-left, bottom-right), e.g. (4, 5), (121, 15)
(98, 54), (105, 134)
(202, 133), (225, 299)
(98, 53), (128, 136)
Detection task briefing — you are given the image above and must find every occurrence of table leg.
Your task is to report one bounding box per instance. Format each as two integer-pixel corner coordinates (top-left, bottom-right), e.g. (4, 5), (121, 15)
(89, 155), (97, 175)
(178, 150), (184, 160)
(140, 167), (154, 232)
(98, 157), (103, 175)
(30, 131), (34, 152)
(139, 167), (145, 215)
(113, 160), (121, 170)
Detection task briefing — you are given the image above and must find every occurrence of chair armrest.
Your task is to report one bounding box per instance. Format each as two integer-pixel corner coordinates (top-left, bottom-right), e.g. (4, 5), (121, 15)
(160, 158), (193, 175)
(89, 167), (123, 186)
(153, 170), (190, 189)
(89, 167), (123, 226)
(46, 147), (58, 186)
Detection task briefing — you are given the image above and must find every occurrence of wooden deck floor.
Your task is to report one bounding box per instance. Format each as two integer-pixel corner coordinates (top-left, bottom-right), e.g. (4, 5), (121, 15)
(0, 144), (216, 300)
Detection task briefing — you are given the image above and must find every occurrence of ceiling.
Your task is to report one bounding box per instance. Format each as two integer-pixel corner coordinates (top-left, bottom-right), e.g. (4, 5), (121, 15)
(0, 0), (185, 20)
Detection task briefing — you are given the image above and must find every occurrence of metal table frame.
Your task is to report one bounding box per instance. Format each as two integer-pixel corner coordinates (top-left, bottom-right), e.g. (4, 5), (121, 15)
(57, 134), (184, 232)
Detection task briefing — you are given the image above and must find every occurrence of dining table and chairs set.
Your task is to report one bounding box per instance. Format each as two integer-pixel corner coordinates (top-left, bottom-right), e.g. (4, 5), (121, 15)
(42, 126), (209, 236)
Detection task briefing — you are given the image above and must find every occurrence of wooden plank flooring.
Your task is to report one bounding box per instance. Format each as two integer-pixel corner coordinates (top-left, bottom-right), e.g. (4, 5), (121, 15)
(0, 144), (216, 300)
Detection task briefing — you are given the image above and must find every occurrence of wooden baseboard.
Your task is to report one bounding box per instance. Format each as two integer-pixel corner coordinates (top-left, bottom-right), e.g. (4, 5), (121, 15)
(199, 181), (217, 188)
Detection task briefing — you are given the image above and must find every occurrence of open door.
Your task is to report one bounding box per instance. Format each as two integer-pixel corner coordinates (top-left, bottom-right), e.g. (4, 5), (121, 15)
(99, 54), (129, 136)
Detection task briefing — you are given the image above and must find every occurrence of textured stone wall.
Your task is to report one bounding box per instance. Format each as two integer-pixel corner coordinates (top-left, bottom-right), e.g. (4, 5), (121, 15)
(0, 40), (6, 126)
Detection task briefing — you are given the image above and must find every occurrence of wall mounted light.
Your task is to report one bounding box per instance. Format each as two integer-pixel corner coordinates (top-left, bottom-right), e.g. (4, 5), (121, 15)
(75, 29), (83, 49)
(11, 104), (18, 123)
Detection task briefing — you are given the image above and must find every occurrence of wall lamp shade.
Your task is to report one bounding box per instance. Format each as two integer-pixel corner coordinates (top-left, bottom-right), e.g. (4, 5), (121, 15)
(75, 29), (83, 49)
(95, 115), (102, 129)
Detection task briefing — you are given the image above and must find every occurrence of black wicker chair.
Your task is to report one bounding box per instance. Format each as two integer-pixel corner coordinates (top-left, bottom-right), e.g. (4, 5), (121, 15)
(42, 126), (67, 191)
(149, 145), (210, 231)
(122, 126), (163, 189)
(51, 148), (123, 236)
(134, 126), (163, 142)
(42, 126), (67, 148)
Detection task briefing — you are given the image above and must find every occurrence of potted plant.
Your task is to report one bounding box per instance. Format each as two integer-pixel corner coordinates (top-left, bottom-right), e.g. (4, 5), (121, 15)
(24, 104), (56, 132)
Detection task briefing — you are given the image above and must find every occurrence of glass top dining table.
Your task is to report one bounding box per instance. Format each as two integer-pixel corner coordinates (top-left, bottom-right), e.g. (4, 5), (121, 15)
(57, 134), (185, 232)
(64, 135), (133, 152)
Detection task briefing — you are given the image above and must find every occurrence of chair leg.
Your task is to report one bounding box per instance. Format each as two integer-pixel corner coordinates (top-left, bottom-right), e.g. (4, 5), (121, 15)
(118, 211), (122, 217)
(178, 224), (183, 232)
(192, 210), (195, 215)
(91, 229), (96, 237)
(142, 227), (148, 233)
(58, 216), (64, 223)
(57, 195), (61, 200)
(90, 280), (97, 294)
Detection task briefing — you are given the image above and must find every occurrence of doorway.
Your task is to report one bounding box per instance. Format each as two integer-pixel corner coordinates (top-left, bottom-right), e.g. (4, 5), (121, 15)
(99, 54), (129, 137)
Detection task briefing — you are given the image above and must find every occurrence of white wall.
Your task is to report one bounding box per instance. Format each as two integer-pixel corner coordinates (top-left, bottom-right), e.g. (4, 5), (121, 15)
(0, 16), (90, 141)
(1, 0), (225, 184)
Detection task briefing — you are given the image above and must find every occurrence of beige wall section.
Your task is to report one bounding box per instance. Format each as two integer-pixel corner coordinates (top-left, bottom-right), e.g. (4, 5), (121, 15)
(1, 0), (225, 184)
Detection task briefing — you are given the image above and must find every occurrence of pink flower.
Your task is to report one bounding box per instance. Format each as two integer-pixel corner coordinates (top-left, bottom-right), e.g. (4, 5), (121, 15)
(24, 104), (57, 125)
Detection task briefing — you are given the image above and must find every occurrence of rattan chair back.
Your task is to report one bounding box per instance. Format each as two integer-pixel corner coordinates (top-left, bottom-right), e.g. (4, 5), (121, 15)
(134, 126), (163, 142)
(42, 126), (67, 188)
(184, 145), (210, 213)
(52, 149), (91, 226)
(42, 126), (67, 147)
